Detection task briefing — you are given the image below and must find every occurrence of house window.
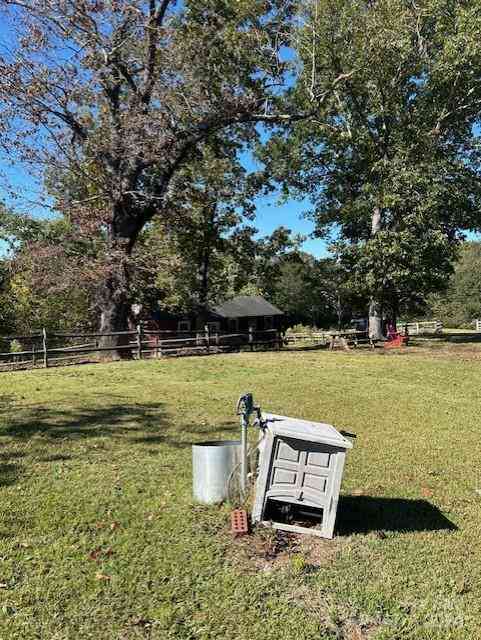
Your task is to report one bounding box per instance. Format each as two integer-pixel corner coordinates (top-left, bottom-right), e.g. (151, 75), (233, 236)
(264, 316), (273, 330)
(178, 320), (191, 332)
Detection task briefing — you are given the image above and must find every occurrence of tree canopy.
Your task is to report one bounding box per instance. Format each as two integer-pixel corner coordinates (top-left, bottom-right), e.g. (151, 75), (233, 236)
(261, 0), (481, 332)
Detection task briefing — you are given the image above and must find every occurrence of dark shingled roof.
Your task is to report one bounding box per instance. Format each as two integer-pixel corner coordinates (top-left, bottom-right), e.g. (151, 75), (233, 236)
(212, 295), (284, 319)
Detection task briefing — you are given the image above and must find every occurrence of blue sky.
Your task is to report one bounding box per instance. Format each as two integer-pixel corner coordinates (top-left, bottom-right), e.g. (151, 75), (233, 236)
(0, 159), (329, 257)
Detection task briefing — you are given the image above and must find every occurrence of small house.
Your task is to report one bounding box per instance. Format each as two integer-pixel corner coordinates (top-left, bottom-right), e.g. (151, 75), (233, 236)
(146, 295), (284, 334)
(211, 295), (284, 333)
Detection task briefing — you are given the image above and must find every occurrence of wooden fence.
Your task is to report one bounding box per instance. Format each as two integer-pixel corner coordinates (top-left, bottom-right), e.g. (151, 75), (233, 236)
(401, 320), (443, 335)
(0, 326), (283, 372)
(475, 319), (481, 332)
(284, 332), (330, 346)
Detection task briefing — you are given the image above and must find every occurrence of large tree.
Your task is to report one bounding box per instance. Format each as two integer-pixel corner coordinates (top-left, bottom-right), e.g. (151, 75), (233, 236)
(0, 0), (323, 352)
(262, 0), (481, 337)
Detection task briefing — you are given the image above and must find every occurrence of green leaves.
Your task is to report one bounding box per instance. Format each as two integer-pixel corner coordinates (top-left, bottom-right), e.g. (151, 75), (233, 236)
(263, 0), (481, 319)
(428, 241), (481, 327)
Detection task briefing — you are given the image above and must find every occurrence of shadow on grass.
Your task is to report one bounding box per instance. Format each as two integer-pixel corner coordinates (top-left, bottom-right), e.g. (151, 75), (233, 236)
(0, 451), (25, 486)
(1, 400), (240, 451)
(337, 495), (457, 535)
(0, 402), (170, 442)
(0, 462), (22, 487)
(130, 421), (240, 448)
(38, 453), (74, 462)
(0, 400), (244, 485)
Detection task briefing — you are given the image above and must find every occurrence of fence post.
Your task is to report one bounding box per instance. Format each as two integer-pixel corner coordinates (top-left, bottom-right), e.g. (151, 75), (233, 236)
(32, 343), (36, 368)
(137, 324), (143, 360)
(205, 325), (210, 354)
(42, 328), (48, 368)
(249, 326), (254, 352)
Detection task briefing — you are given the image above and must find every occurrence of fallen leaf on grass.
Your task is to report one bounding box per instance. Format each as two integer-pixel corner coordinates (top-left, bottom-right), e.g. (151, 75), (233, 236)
(95, 573), (111, 581)
(89, 547), (102, 561)
(110, 521), (120, 531)
(421, 487), (433, 498)
(89, 547), (114, 561)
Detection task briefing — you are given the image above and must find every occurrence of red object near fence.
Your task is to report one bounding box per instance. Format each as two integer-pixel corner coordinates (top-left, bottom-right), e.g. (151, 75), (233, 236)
(384, 333), (407, 349)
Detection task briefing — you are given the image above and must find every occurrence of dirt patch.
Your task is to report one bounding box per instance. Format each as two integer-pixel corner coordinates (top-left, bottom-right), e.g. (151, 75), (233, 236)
(228, 525), (344, 574)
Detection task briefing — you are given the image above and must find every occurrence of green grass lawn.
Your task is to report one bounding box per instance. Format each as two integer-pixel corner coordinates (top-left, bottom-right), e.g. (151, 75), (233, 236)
(0, 349), (480, 639)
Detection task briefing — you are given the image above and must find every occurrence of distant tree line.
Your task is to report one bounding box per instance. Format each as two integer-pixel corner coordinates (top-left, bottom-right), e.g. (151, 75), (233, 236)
(0, 200), (366, 334)
(426, 242), (481, 328)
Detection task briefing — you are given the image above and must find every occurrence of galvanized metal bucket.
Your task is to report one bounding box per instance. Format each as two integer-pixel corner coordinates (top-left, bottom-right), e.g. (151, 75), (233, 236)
(192, 440), (241, 504)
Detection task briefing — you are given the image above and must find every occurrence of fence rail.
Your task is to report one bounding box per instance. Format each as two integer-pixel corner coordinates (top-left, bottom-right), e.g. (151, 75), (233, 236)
(284, 332), (330, 345)
(401, 320), (443, 335)
(0, 326), (283, 372)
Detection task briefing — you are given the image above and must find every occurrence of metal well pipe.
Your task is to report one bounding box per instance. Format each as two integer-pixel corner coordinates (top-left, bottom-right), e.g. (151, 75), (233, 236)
(240, 415), (248, 495)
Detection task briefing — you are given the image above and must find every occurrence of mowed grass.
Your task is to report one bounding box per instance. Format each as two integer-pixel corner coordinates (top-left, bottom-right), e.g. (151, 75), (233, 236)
(0, 349), (480, 640)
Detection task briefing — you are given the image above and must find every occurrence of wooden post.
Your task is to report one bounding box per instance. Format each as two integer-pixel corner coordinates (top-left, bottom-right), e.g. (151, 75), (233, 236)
(32, 344), (36, 368)
(137, 324), (143, 360)
(205, 325), (210, 354)
(42, 328), (48, 368)
(249, 326), (254, 352)
(276, 329), (281, 351)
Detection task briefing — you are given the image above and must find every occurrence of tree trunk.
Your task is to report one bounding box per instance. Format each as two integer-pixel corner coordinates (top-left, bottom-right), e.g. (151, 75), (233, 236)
(199, 246), (210, 314)
(97, 229), (135, 360)
(368, 297), (383, 340)
(368, 206), (384, 340)
(198, 204), (216, 316)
